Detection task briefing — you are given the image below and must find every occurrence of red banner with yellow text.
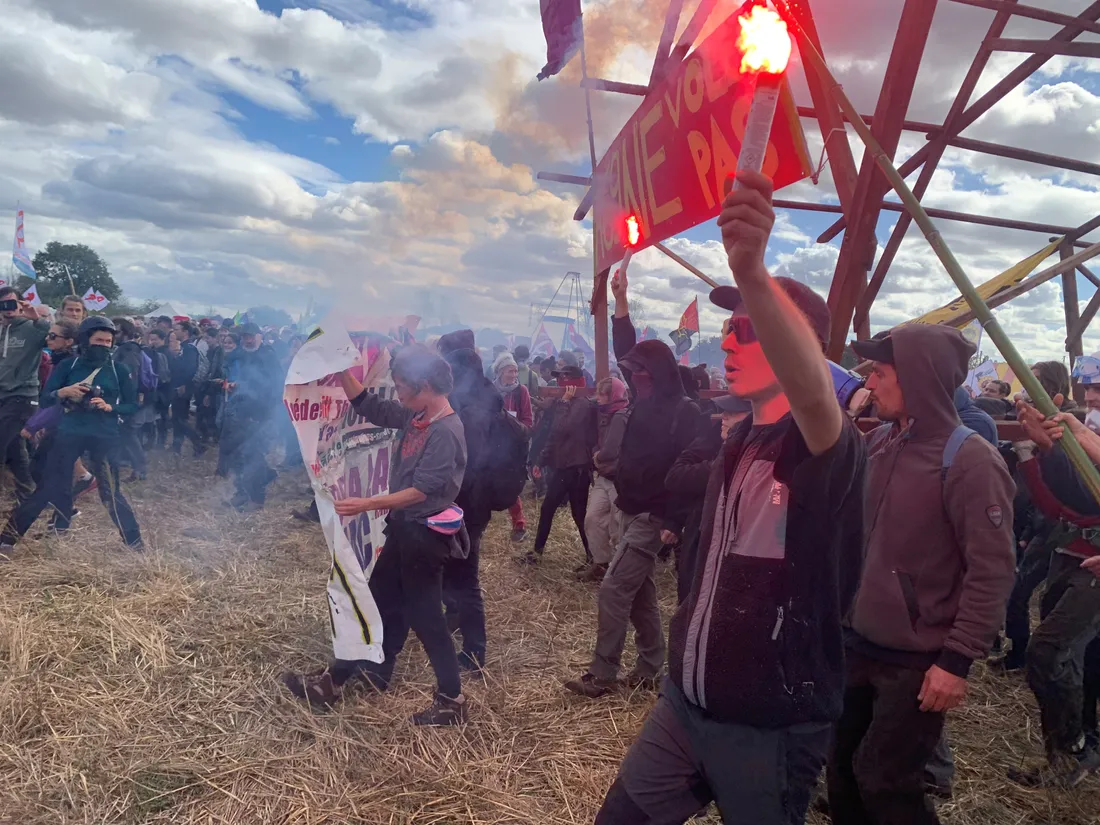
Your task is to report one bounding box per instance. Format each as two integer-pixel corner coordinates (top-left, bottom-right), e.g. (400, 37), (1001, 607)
(592, 2), (811, 274)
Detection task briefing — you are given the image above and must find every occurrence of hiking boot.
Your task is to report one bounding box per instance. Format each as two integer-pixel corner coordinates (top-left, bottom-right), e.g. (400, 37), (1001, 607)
(987, 652), (1026, 674)
(125, 471), (146, 483)
(624, 672), (660, 693)
(576, 563), (608, 583)
(291, 508), (320, 523)
(518, 549), (541, 565)
(458, 650), (485, 675)
(511, 528), (527, 543)
(1007, 748), (1100, 789)
(412, 692), (467, 726)
(281, 668), (342, 708)
(564, 672), (619, 699)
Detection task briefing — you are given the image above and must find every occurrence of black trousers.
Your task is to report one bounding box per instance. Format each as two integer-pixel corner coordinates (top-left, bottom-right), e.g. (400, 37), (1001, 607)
(1027, 551), (1100, 756)
(195, 389), (219, 442)
(357, 518), (461, 698)
(443, 520), (487, 661)
(1, 433), (141, 547)
(1004, 537), (1054, 661)
(117, 423), (147, 475)
(170, 391), (201, 450)
(224, 415), (273, 503)
(533, 465), (591, 556)
(827, 651), (945, 825)
(0, 396), (36, 500)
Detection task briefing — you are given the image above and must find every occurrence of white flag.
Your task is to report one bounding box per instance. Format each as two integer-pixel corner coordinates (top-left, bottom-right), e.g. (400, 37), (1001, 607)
(22, 285), (41, 307)
(82, 288), (110, 311)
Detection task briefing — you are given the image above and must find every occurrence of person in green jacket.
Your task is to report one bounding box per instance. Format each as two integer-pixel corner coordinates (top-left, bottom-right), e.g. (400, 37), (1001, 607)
(0, 316), (142, 551)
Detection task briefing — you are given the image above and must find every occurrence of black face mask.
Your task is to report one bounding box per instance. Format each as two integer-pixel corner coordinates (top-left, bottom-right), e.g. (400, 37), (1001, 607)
(83, 345), (111, 366)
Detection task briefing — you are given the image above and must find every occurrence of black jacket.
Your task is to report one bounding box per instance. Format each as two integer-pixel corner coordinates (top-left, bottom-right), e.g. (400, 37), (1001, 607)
(169, 341), (200, 390)
(444, 347), (504, 528)
(612, 316), (699, 520)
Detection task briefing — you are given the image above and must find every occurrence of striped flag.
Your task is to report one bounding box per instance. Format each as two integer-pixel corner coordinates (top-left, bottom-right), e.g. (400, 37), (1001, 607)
(12, 210), (36, 281)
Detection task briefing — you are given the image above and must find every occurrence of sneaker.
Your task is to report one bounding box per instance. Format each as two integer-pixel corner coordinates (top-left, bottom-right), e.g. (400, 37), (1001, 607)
(518, 550), (541, 565)
(1008, 748), (1100, 789)
(281, 668), (342, 708)
(125, 471), (147, 483)
(564, 672), (619, 699)
(623, 672), (660, 693)
(576, 563), (608, 583)
(458, 650), (485, 674)
(510, 528), (527, 543)
(412, 692), (467, 726)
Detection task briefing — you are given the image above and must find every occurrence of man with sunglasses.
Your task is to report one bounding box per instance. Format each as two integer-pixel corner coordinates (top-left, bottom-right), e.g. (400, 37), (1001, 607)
(595, 171), (866, 825)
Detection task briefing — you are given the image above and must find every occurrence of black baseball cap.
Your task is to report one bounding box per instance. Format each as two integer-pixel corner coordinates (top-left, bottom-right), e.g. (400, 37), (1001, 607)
(710, 277), (831, 348)
(239, 322), (261, 335)
(850, 331), (895, 364)
(552, 364), (584, 379)
(714, 395), (753, 414)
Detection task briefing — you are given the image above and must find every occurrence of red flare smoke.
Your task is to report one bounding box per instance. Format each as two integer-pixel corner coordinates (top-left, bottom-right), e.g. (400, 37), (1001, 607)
(738, 5), (792, 75)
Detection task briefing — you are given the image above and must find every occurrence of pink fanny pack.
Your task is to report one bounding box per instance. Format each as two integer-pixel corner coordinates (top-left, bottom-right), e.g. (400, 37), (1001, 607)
(426, 506), (464, 535)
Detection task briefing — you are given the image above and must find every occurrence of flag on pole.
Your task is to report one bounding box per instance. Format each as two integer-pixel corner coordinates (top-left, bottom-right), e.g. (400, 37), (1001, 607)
(530, 323), (558, 359)
(82, 288), (110, 311)
(563, 323), (596, 365)
(537, 0), (583, 80)
(669, 298), (700, 358)
(22, 285), (41, 306)
(12, 210), (36, 281)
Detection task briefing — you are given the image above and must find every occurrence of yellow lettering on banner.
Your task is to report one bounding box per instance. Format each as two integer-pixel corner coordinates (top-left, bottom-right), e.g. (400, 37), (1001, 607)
(709, 114), (737, 203)
(664, 75), (684, 129)
(608, 146), (622, 205)
(703, 54), (735, 104)
(631, 121), (651, 228)
(687, 130), (715, 211)
(641, 103), (683, 227)
(620, 124), (647, 230)
(685, 59), (705, 113)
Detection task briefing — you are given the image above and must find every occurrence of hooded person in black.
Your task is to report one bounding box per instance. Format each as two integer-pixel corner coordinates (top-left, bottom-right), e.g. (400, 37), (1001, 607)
(564, 285), (699, 699)
(438, 329), (502, 671)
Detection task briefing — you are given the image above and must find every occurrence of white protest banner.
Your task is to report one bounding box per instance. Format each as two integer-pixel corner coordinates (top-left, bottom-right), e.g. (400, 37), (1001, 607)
(284, 317), (410, 664)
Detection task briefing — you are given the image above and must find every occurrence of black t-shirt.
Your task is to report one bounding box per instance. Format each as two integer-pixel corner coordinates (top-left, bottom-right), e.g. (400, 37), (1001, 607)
(668, 415), (866, 727)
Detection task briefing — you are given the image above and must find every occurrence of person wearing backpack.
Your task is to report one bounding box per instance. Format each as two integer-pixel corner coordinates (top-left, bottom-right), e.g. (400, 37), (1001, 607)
(143, 328), (173, 450)
(0, 316), (142, 552)
(111, 318), (154, 481)
(827, 325), (1015, 823)
(168, 321), (206, 457)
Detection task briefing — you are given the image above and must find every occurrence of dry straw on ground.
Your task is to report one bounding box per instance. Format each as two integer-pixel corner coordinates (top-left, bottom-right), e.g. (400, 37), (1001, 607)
(0, 452), (1097, 824)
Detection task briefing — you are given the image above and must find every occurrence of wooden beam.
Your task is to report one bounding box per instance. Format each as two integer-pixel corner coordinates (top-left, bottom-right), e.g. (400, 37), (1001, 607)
(648, 0), (684, 90)
(853, 0), (1016, 330)
(1067, 289), (1100, 346)
(592, 267), (610, 381)
(819, 0), (1100, 242)
(579, 77), (649, 96)
(1068, 213), (1100, 243)
(825, 0), (940, 359)
(653, 242), (720, 289)
(989, 38), (1100, 59)
(1079, 263), (1100, 290)
(1062, 241), (1083, 375)
(944, 136), (1100, 177)
(794, 105), (941, 134)
(667, 0), (720, 64)
(952, 242), (1100, 323)
(786, 0), (860, 216)
(536, 172), (591, 186)
(948, 0), (1100, 37)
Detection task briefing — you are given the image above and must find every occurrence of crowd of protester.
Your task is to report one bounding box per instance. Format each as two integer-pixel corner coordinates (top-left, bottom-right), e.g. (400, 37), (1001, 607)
(0, 292), (304, 553)
(6, 174), (1100, 822)
(280, 169), (1100, 824)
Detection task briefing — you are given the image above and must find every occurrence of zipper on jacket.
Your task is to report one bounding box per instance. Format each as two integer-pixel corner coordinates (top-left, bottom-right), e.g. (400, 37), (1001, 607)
(2, 325), (8, 359)
(771, 605), (785, 640)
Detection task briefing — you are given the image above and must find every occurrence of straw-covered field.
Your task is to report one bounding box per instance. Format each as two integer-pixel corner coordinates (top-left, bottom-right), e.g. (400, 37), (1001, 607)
(0, 453), (1098, 825)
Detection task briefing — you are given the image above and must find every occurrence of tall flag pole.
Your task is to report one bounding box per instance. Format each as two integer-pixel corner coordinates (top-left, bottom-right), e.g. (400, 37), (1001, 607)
(12, 209), (36, 282)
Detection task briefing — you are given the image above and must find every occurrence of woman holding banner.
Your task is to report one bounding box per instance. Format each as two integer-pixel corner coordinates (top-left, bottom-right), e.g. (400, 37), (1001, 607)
(281, 345), (470, 727)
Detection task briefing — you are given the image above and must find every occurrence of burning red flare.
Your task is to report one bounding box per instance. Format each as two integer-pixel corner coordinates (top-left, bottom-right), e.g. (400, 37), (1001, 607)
(738, 5), (792, 75)
(626, 215), (641, 246)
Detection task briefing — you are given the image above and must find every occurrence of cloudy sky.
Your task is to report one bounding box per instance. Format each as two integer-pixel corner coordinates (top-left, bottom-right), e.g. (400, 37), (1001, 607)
(1, 0), (1097, 360)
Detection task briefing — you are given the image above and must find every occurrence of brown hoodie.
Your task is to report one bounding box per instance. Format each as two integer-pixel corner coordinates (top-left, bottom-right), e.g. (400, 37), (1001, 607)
(849, 324), (1016, 678)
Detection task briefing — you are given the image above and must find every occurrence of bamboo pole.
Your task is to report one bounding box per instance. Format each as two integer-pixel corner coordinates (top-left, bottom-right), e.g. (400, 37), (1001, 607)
(784, 3), (1100, 505)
